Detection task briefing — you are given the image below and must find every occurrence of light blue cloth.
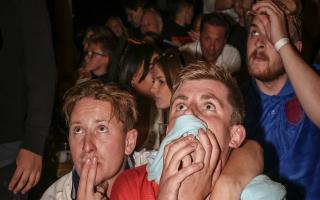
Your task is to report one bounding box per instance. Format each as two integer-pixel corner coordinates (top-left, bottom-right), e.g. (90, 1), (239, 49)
(147, 115), (207, 183)
(241, 175), (286, 200)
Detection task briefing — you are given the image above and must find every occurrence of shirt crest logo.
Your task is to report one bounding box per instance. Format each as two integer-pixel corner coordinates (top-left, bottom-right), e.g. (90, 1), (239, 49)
(285, 97), (304, 124)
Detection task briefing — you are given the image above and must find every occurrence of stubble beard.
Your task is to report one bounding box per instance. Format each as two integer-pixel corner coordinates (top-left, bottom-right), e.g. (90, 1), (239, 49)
(247, 51), (285, 82)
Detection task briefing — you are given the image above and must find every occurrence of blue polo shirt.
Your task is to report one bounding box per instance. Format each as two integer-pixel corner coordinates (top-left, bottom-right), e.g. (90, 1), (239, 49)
(241, 64), (320, 200)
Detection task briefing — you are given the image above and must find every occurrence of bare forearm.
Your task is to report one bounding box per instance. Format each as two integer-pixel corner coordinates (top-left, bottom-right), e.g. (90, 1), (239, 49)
(280, 44), (320, 127)
(210, 140), (263, 199)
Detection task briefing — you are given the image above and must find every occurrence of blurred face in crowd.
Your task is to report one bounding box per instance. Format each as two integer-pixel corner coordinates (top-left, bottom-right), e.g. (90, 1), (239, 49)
(69, 98), (136, 186)
(107, 19), (125, 38)
(126, 8), (144, 28)
(131, 53), (159, 97)
(184, 5), (194, 25)
(234, 0), (253, 20)
(193, 15), (202, 33)
(84, 43), (109, 76)
(140, 11), (162, 34)
(200, 24), (227, 63)
(247, 15), (284, 82)
(83, 31), (95, 52)
(150, 64), (172, 109)
(169, 79), (245, 166)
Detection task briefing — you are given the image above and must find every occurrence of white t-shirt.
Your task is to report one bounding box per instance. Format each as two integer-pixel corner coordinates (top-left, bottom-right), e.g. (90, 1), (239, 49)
(180, 41), (241, 73)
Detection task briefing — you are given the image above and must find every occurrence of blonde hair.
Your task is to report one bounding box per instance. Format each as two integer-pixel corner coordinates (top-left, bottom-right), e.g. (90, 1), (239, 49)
(63, 80), (138, 132)
(172, 61), (245, 125)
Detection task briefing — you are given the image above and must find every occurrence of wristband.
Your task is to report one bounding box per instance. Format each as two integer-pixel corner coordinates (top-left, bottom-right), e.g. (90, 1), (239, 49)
(274, 37), (290, 52)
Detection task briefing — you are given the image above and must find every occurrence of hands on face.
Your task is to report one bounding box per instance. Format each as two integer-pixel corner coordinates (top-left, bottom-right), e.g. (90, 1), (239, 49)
(8, 149), (42, 194)
(77, 157), (109, 200)
(157, 135), (202, 200)
(251, 0), (289, 45)
(158, 129), (222, 200)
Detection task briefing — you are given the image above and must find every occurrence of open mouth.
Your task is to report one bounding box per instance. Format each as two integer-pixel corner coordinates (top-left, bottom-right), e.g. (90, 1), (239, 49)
(251, 51), (268, 62)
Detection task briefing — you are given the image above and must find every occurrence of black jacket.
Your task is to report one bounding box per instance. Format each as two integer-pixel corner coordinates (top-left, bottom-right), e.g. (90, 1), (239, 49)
(0, 0), (56, 156)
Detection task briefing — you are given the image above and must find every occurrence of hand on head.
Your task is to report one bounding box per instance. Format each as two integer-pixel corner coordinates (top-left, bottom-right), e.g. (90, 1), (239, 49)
(252, 0), (289, 44)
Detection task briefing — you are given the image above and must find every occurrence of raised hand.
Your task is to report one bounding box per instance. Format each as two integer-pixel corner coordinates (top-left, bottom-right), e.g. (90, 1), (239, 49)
(77, 157), (108, 200)
(157, 135), (203, 200)
(252, 0), (289, 44)
(178, 129), (222, 200)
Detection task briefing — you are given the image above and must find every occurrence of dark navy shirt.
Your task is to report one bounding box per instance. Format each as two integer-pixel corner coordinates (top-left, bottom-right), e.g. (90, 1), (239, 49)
(241, 64), (320, 200)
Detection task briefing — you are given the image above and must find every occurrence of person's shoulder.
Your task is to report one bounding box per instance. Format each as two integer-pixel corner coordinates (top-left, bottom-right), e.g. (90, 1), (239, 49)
(180, 41), (198, 50)
(110, 165), (150, 200)
(120, 164), (148, 180)
(40, 171), (72, 200)
(179, 41), (200, 63)
(223, 44), (240, 55)
(240, 175), (286, 200)
(112, 165), (148, 190)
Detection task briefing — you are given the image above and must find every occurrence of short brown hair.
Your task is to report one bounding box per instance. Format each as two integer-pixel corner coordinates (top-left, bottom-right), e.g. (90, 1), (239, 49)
(63, 80), (138, 132)
(172, 61), (245, 125)
(87, 33), (116, 57)
(200, 12), (232, 39)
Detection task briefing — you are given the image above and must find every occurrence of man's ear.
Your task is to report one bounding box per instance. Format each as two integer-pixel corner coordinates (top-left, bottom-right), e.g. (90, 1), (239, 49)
(228, 125), (246, 148)
(125, 129), (138, 155)
(294, 40), (303, 52)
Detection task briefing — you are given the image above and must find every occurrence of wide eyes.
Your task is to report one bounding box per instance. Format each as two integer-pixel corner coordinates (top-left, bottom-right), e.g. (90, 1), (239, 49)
(98, 125), (109, 134)
(176, 103), (187, 111)
(204, 102), (216, 111)
(174, 102), (216, 113)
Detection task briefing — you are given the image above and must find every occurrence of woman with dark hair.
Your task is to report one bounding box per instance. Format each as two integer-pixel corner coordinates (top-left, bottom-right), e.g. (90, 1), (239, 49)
(118, 40), (160, 97)
(118, 40), (161, 151)
(149, 48), (185, 142)
(151, 48), (185, 106)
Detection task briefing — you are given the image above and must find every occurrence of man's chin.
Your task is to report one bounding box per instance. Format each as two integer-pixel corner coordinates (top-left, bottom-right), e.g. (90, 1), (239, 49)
(248, 61), (284, 81)
(250, 70), (286, 82)
(203, 54), (218, 63)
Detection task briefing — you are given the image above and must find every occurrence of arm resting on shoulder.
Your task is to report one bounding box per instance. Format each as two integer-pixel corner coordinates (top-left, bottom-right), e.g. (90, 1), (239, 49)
(210, 140), (263, 200)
